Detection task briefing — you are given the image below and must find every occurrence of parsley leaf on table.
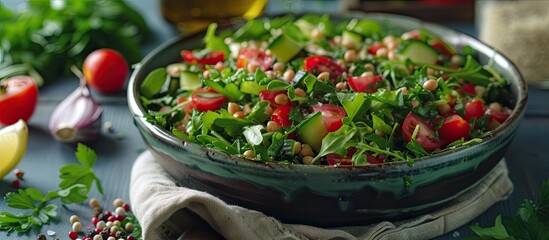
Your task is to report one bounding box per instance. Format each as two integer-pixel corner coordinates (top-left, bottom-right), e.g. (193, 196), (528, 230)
(0, 143), (102, 234)
(468, 178), (549, 240)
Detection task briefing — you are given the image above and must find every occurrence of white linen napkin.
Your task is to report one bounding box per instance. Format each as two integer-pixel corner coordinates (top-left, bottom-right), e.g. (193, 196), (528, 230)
(130, 150), (513, 240)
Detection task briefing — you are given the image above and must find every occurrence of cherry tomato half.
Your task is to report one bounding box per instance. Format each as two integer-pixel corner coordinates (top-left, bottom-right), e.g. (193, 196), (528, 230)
(311, 104), (346, 132)
(347, 75), (383, 93)
(303, 56), (345, 83)
(461, 83), (476, 96)
(271, 105), (293, 127)
(191, 88), (227, 112)
(236, 48), (273, 71)
(487, 109), (510, 124)
(464, 99), (485, 122)
(259, 90), (289, 108)
(0, 76), (39, 126)
(402, 112), (442, 151)
(83, 48), (129, 94)
(437, 114), (471, 144)
(181, 50), (225, 65)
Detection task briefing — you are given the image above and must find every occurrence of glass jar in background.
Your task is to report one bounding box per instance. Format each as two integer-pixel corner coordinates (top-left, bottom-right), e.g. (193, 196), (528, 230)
(159, 0), (268, 34)
(477, 0), (549, 85)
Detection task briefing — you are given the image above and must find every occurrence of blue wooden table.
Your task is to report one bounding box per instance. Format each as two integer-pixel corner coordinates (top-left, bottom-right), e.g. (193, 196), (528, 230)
(1, 1), (548, 239)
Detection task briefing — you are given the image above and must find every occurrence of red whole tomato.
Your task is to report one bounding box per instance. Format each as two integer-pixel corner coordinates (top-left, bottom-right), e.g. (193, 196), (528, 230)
(311, 104), (346, 132)
(437, 114), (471, 144)
(347, 75), (383, 93)
(83, 48), (129, 94)
(236, 48), (273, 71)
(181, 50), (225, 65)
(303, 56), (345, 83)
(402, 112), (442, 151)
(464, 99), (485, 122)
(191, 88), (227, 112)
(0, 76), (39, 125)
(271, 105), (293, 126)
(259, 90), (289, 108)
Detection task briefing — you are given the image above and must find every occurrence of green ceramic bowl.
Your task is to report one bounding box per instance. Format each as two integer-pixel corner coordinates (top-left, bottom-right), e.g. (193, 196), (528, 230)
(128, 13), (527, 227)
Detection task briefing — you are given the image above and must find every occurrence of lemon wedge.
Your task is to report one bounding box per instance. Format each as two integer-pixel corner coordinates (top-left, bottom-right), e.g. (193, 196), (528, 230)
(0, 119), (28, 180)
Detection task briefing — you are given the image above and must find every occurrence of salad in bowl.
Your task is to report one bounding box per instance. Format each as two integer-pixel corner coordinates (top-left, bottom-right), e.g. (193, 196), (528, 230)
(139, 14), (512, 167)
(128, 13), (526, 226)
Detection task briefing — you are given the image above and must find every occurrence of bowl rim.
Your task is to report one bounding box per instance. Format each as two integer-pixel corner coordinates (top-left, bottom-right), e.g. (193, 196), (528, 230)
(128, 12), (528, 172)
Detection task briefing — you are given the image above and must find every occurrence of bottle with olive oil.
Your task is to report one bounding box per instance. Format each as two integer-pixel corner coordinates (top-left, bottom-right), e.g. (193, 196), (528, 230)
(159, 0), (268, 34)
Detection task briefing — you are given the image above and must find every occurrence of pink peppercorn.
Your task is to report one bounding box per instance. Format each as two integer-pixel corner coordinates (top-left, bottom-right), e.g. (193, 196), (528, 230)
(68, 231), (78, 239)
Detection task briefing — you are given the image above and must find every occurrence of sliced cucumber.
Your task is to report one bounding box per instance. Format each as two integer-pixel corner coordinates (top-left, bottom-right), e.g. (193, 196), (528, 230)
(342, 30), (362, 49)
(179, 71), (202, 91)
(240, 80), (267, 95)
(347, 18), (382, 37)
(294, 19), (315, 39)
(268, 34), (303, 63)
(397, 39), (439, 65)
(297, 112), (328, 152)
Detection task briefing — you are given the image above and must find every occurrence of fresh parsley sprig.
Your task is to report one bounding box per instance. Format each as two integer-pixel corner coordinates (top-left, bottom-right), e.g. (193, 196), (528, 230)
(0, 143), (103, 234)
(468, 178), (549, 239)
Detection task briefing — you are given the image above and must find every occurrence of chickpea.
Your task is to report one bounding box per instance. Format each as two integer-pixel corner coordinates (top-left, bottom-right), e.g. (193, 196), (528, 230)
(399, 87), (408, 95)
(166, 63), (186, 77)
(375, 129), (385, 137)
(247, 63), (260, 73)
(311, 28), (324, 40)
(202, 69), (211, 79)
(274, 94), (289, 106)
(333, 35), (342, 45)
(283, 69), (295, 82)
(299, 144), (314, 157)
(451, 55), (462, 64)
(227, 102), (241, 115)
(233, 111), (246, 119)
(387, 50), (397, 60)
(266, 121), (280, 132)
(364, 63), (375, 72)
(386, 40), (398, 51)
(383, 35), (396, 45)
(265, 70), (276, 79)
(294, 88), (306, 97)
(361, 71), (374, 77)
(336, 59), (347, 69)
(302, 156), (315, 165)
(214, 62), (225, 72)
(475, 85), (486, 96)
(336, 82), (347, 91)
(411, 99), (420, 108)
(489, 102), (503, 112)
(437, 103), (452, 115)
(427, 68), (436, 77)
(243, 104), (252, 115)
(264, 104), (273, 115)
(376, 47), (388, 57)
(243, 150), (256, 158)
(423, 79), (438, 92)
(293, 141), (302, 155)
(344, 49), (357, 63)
(317, 72), (330, 81)
(273, 62), (285, 72)
(342, 38), (356, 49)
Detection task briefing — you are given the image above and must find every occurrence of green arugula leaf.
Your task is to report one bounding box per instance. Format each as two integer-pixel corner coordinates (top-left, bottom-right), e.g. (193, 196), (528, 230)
(203, 23), (230, 55)
(246, 101), (270, 123)
(337, 92), (371, 121)
(312, 125), (357, 164)
(141, 68), (167, 98)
